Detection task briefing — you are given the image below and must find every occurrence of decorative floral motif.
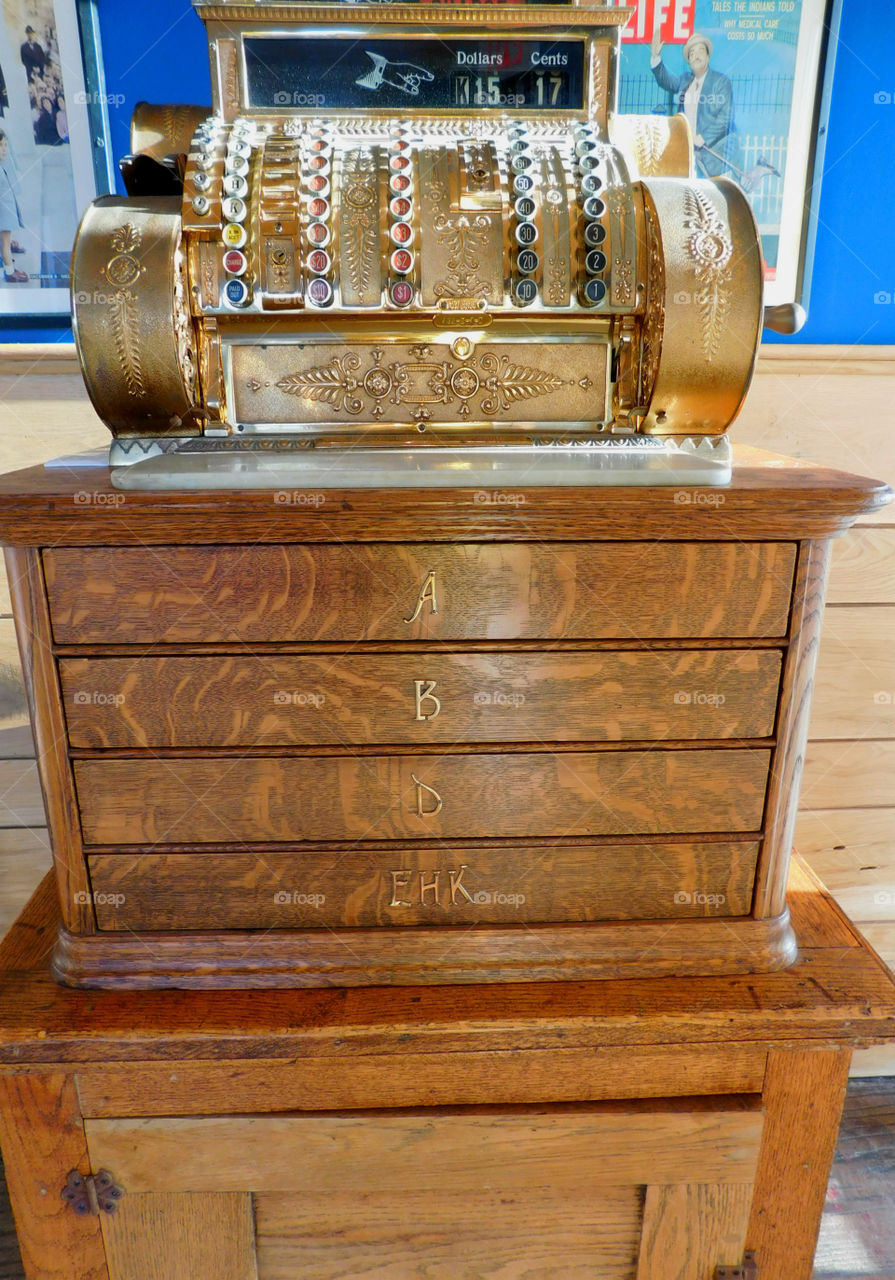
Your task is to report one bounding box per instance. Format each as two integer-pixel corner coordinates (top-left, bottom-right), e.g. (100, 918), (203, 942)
(273, 347), (583, 421)
(433, 212), (492, 300)
(683, 186), (733, 362)
(107, 290), (144, 399)
(613, 255), (634, 304)
(341, 150), (378, 299)
(631, 118), (668, 176)
(276, 353), (364, 415)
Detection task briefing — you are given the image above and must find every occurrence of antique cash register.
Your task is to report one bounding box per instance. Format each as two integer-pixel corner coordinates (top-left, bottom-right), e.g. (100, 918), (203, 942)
(70, 0), (777, 489)
(0, 0), (887, 991)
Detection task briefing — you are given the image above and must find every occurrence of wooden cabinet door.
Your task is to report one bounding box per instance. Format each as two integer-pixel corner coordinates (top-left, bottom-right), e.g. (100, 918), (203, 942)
(86, 1098), (762, 1279)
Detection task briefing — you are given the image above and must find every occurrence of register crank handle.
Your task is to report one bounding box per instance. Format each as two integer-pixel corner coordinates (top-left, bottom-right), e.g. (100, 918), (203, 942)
(763, 302), (807, 335)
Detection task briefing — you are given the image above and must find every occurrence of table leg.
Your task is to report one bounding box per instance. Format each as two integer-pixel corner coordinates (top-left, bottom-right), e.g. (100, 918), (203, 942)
(747, 1047), (851, 1280)
(0, 1072), (108, 1280)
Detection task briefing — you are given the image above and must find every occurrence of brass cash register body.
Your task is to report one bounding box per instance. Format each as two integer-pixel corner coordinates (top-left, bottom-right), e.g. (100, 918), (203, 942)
(71, 2), (764, 466)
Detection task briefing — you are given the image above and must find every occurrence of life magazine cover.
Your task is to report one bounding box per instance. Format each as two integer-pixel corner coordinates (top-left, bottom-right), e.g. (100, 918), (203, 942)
(618, 0), (829, 304)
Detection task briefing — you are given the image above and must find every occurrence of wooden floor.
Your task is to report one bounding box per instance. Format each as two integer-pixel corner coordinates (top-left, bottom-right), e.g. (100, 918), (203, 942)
(0, 1079), (890, 1277)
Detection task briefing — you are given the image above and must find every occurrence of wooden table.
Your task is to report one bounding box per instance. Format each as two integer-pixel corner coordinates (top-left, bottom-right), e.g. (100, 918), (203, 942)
(0, 860), (893, 1280)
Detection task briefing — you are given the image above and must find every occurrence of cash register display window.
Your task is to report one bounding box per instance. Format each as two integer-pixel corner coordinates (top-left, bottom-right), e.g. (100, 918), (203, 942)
(243, 37), (586, 112)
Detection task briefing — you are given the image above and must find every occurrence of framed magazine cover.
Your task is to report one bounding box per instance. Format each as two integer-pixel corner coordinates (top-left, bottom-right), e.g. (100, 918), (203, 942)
(0, 0), (111, 316)
(617, 0), (842, 308)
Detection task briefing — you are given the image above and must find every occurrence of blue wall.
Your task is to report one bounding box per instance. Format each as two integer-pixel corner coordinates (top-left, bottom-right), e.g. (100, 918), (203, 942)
(2, 0), (893, 343)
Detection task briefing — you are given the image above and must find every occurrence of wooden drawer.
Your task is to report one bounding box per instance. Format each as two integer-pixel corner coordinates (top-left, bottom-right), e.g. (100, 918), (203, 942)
(87, 839), (760, 930)
(84, 1099), (762, 1280)
(74, 749), (770, 845)
(60, 649), (783, 748)
(44, 541), (796, 644)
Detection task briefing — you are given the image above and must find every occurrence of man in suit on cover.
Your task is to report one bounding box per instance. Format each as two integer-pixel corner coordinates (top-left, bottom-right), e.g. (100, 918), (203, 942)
(650, 31), (740, 179)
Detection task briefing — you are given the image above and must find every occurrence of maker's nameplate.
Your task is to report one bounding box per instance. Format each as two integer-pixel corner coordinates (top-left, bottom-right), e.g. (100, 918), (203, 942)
(244, 36), (585, 112)
(228, 340), (609, 428)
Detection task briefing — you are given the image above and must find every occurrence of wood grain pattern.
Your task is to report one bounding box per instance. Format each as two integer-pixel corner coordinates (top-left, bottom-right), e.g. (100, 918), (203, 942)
(0, 762), (43, 829)
(51, 907), (797, 989)
(754, 540), (830, 917)
(60, 649), (783, 749)
(736, 351), (895, 527)
(0, 618), (26, 732)
(86, 839), (760, 930)
(0, 725), (35, 758)
(0, 865), (889, 1060)
(636, 1183), (754, 1280)
(747, 1049), (852, 1280)
(0, 455), (887, 546)
(73, 749), (771, 845)
(101, 1192), (257, 1280)
(0, 1074), (108, 1280)
(84, 1101), (764, 1194)
(785, 856), (863, 952)
(796, 808), (895, 922)
(828, 527), (895, 603)
(802, 740), (895, 809)
(44, 542), (798, 645)
(0, 829), (52, 936)
(74, 1046), (769, 1117)
(851, 922), (895, 982)
(255, 1187), (641, 1279)
(811, 606), (895, 738)
(4, 549), (93, 932)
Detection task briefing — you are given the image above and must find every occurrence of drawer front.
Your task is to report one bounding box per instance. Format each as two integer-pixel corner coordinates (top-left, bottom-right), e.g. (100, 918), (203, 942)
(45, 541), (796, 644)
(88, 840), (760, 930)
(74, 749), (770, 845)
(61, 649), (783, 749)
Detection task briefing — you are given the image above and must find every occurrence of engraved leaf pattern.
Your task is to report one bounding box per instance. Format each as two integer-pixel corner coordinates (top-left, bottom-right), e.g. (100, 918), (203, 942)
(276, 355), (364, 415)
(107, 290), (145, 398)
(342, 151), (377, 296)
(433, 213), (492, 300)
(683, 187), (733, 363)
(110, 223), (141, 255)
(633, 120), (667, 175)
(479, 354), (564, 414)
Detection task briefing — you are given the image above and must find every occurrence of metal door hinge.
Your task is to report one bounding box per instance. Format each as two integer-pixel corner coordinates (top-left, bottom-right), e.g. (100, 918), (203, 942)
(715, 1253), (758, 1280)
(61, 1169), (124, 1216)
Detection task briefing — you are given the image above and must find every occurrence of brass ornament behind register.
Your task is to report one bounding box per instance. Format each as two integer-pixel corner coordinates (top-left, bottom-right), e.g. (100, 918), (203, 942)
(71, 1), (789, 489)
